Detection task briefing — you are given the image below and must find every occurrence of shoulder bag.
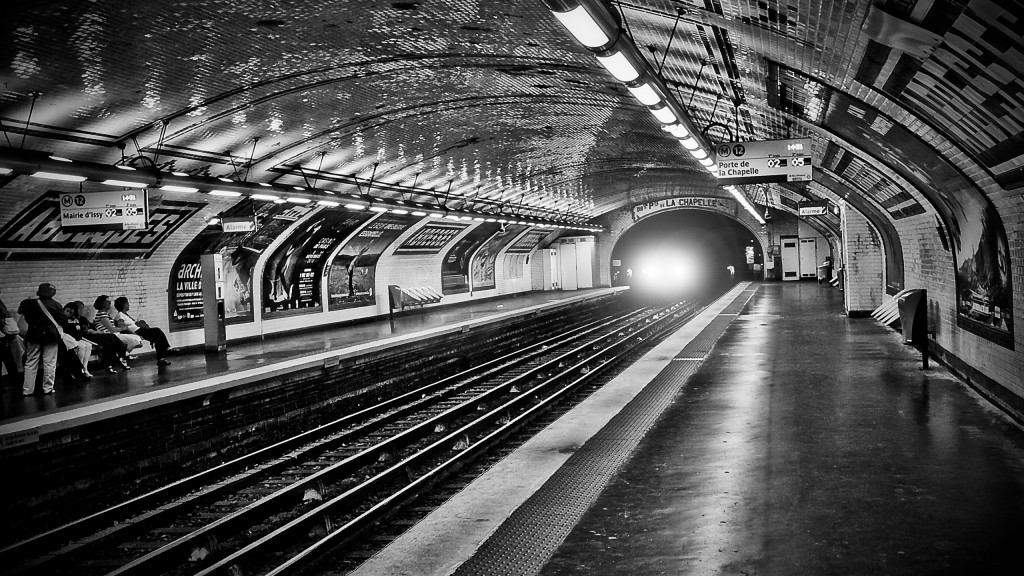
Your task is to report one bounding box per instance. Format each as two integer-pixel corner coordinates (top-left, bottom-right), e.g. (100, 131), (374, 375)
(37, 299), (78, 350)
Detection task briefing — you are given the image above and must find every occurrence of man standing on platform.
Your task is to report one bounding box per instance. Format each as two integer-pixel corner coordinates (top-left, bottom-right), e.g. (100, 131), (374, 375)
(18, 282), (66, 395)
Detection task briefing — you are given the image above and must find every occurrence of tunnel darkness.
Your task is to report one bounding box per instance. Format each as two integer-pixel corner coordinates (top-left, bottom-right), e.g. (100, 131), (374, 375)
(610, 210), (762, 299)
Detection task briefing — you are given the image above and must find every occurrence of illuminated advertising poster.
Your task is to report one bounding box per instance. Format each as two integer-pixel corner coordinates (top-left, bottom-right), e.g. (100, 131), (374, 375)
(441, 223), (500, 294)
(471, 225), (527, 291)
(824, 93), (1013, 347)
(327, 213), (415, 311)
(262, 210), (373, 316)
(168, 200), (314, 331)
(0, 191), (203, 259)
(393, 222), (468, 254)
(505, 229), (550, 254)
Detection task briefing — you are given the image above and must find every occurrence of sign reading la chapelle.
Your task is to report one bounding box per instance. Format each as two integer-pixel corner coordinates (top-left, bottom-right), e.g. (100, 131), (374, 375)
(632, 196), (734, 221)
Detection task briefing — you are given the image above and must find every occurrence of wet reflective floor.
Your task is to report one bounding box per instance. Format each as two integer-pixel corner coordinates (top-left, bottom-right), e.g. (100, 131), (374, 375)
(541, 282), (1024, 575)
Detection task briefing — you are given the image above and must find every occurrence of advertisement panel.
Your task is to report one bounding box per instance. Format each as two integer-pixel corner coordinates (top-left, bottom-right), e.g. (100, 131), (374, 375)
(168, 200), (314, 331)
(470, 224), (527, 291)
(441, 223), (500, 294)
(393, 222), (468, 254)
(326, 213), (415, 311)
(262, 210), (373, 316)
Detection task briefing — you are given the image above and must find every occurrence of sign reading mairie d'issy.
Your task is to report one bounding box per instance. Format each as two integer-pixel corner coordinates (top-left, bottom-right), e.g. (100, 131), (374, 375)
(632, 196), (734, 221)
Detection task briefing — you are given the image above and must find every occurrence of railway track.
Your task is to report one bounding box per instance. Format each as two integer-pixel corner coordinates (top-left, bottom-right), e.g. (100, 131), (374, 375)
(2, 298), (702, 576)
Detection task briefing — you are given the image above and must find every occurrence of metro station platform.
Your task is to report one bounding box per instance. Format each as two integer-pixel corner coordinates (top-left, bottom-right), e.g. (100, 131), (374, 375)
(353, 281), (1024, 576)
(0, 288), (622, 430)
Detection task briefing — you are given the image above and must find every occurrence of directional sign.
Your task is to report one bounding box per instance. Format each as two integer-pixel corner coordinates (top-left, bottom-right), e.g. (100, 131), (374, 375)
(798, 200), (828, 216)
(715, 138), (812, 185)
(59, 190), (149, 231)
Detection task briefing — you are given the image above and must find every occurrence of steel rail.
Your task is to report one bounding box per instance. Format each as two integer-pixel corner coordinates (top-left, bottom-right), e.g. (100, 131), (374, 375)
(2, 307), (641, 575)
(196, 301), (700, 576)
(103, 307), (658, 576)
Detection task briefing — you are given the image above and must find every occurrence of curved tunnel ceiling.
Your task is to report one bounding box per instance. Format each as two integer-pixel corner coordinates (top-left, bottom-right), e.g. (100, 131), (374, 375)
(1, 0), (1020, 231)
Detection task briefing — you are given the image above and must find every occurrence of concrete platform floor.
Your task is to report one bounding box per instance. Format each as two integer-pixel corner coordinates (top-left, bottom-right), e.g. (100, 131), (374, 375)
(357, 282), (1024, 576)
(1, 289), (613, 424)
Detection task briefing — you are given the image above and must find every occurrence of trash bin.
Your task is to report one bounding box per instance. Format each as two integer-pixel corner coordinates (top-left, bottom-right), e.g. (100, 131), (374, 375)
(816, 264), (829, 284)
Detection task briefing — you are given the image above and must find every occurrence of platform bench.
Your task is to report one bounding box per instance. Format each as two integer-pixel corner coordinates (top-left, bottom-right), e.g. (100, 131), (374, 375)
(388, 285), (442, 312)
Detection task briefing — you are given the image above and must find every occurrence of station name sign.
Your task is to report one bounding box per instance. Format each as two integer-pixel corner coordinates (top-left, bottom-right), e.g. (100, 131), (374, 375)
(633, 196), (733, 221)
(60, 190), (150, 231)
(715, 138), (812, 185)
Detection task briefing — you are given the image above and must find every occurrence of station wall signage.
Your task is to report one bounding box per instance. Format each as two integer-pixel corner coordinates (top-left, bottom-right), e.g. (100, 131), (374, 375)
(59, 190), (149, 230)
(715, 138), (812, 185)
(798, 200), (828, 216)
(632, 196), (733, 221)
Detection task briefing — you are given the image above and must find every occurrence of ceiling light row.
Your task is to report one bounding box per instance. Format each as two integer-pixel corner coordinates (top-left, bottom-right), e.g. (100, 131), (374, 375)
(724, 185), (765, 225)
(6, 151), (602, 232)
(547, 1), (719, 178)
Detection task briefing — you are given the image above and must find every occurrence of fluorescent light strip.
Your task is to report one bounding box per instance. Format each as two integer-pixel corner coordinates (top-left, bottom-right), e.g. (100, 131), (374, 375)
(49, 155), (72, 163)
(172, 172), (189, 177)
(651, 106), (676, 124)
(369, 206), (388, 212)
(689, 148), (708, 160)
(679, 137), (699, 150)
(32, 172), (87, 182)
(317, 200), (339, 207)
(218, 177), (233, 183)
(209, 190), (242, 197)
(160, 185), (199, 193)
(286, 197), (310, 204)
(391, 209), (409, 215)
(726, 187), (765, 224)
(115, 165), (136, 171)
(596, 51), (639, 82)
(411, 211), (427, 217)
(698, 157), (714, 167)
(345, 203), (365, 210)
(551, 5), (609, 48)
(101, 179), (147, 188)
(251, 194), (280, 201)
(627, 83), (660, 106)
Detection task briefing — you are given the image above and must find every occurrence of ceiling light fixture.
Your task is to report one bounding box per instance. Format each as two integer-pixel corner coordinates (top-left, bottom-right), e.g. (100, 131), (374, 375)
(160, 185), (199, 193)
(287, 197), (310, 204)
(209, 190), (242, 197)
(344, 203), (366, 210)
(650, 106), (676, 124)
(689, 148), (708, 160)
(101, 179), (147, 188)
(596, 51), (639, 82)
(725, 185), (764, 224)
(317, 200), (340, 207)
(32, 171), (87, 182)
(251, 194), (280, 201)
(627, 83), (661, 106)
(550, 4), (609, 48)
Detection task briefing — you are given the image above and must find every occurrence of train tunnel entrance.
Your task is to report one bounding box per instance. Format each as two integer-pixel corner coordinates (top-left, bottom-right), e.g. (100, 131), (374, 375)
(610, 210), (763, 301)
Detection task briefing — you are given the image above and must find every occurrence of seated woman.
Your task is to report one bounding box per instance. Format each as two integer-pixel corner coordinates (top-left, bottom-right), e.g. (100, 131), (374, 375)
(93, 295), (142, 367)
(112, 296), (176, 366)
(73, 301), (130, 372)
(62, 302), (94, 379)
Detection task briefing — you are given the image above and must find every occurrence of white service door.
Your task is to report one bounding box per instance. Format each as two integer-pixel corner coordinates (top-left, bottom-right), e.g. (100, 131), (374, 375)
(559, 243), (578, 290)
(799, 238), (817, 278)
(781, 239), (800, 281)
(576, 241), (594, 289)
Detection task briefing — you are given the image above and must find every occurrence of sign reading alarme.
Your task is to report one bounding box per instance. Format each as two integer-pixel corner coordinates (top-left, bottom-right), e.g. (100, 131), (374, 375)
(715, 138), (812, 185)
(60, 190), (150, 231)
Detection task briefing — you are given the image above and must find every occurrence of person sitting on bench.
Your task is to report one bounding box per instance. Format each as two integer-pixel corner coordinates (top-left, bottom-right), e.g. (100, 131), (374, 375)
(113, 296), (177, 366)
(93, 295), (143, 365)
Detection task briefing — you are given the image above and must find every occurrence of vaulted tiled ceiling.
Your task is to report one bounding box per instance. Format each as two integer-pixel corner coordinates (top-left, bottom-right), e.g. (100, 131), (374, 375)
(2, 0), (1021, 224)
